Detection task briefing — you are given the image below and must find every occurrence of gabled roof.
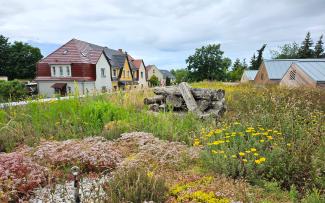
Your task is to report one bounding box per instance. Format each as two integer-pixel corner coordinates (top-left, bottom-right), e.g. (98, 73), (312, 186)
(103, 47), (125, 68)
(243, 70), (258, 80)
(295, 61), (325, 82)
(40, 39), (104, 65)
(263, 59), (298, 80)
(160, 69), (175, 80)
(132, 59), (143, 69)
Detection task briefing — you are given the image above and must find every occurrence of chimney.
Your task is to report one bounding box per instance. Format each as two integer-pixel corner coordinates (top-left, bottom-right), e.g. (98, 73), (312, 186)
(118, 49), (123, 52)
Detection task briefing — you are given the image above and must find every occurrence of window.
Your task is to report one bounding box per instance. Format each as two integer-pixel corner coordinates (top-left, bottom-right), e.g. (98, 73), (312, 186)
(153, 69), (155, 74)
(141, 71), (144, 78)
(127, 71), (130, 77)
(123, 70), (125, 77)
(289, 69), (296, 80)
(52, 66), (56, 76)
(101, 68), (106, 78)
(59, 66), (63, 76)
(113, 69), (117, 77)
(66, 66), (70, 76)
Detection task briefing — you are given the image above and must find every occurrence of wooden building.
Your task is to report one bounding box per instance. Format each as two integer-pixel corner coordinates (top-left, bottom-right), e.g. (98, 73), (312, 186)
(254, 59), (297, 84)
(280, 60), (325, 88)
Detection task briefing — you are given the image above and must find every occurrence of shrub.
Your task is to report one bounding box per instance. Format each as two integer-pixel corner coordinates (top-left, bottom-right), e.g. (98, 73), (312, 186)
(104, 167), (168, 203)
(0, 80), (27, 102)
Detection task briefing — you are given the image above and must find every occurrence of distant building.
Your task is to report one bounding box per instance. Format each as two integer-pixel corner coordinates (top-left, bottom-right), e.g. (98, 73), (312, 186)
(35, 39), (112, 97)
(0, 76), (8, 81)
(160, 69), (176, 85)
(146, 65), (164, 86)
(240, 70), (258, 83)
(130, 58), (148, 88)
(280, 60), (325, 88)
(254, 59), (297, 84)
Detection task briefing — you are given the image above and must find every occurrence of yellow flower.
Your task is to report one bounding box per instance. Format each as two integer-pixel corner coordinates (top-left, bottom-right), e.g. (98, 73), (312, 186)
(243, 159), (248, 163)
(245, 150), (251, 153)
(267, 136), (273, 140)
(225, 136), (230, 139)
(239, 152), (245, 156)
(147, 171), (154, 178)
(234, 122), (240, 125)
(287, 143), (291, 147)
(231, 155), (237, 158)
(193, 139), (200, 146)
(260, 157), (266, 162)
(226, 140), (230, 143)
(212, 150), (218, 154)
(254, 153), (259, 156)
(255, 159), (261, 164)
(250, 148), (257, 152)
(223, 155), (227, 158)
(260, 139), (265, 143)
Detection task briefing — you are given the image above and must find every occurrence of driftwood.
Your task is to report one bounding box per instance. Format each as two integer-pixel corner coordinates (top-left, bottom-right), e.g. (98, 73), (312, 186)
(145, 82), (226, 120)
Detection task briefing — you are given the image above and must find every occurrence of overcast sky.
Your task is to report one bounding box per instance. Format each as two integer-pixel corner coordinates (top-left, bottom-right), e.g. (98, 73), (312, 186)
(1, 0), (324, 70)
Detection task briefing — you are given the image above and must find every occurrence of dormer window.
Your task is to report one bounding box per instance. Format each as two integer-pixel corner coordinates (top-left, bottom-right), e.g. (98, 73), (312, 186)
(81, 52), (87, 57)
(63, 49), (68, 55)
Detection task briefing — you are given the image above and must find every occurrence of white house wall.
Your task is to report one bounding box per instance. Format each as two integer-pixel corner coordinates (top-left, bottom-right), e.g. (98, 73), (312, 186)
(37, 81), (96, 97)
(138, 62), (148, 88)
(95, 53), (112, 91)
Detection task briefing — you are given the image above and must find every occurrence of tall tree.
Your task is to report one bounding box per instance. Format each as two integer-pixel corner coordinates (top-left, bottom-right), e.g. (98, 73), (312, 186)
(0, 35), (10, 77)
(270, 42), (300, 59)
(186, 44), (231, 81)
(314, 35), (324, 58)
(227, 58), (245, 81)
(250, 44), (267, 70)
(170, 68), (189, 84)
(7, 41), (43, 79)
(298, 32), (314, 58)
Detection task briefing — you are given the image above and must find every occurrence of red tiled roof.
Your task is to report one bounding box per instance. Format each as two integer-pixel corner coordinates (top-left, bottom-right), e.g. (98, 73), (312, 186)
(132, 59), (143, 69)
(40, 39), (104, 65)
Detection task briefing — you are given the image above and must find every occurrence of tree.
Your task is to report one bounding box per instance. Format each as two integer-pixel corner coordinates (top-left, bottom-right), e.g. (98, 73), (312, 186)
(249, 44), (266, 70)
(170, 68), (189, 84)
(314, 35), (324, 58)
(0, 35), (10, 77)
(7, 41), (43, 80)
(270, 42), (300, 59)
(186, 44), (231, 81)
(148, 75), (159, 87)
(298, 32), (314, 58)
(227, 58), (246, 81)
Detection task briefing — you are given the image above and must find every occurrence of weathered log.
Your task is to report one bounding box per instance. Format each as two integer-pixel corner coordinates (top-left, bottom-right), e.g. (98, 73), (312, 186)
(144, 95), (165, 105)
(211, 98), (225, 110)
(197, 99), (211, 112)
(153, 87), (224, 101)
(178, 82), (199, 112)
(166, 95), (183, 108)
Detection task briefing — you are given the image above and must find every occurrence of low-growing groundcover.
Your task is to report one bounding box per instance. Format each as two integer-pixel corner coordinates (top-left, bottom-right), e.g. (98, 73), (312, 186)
(0, 82), (324, 201)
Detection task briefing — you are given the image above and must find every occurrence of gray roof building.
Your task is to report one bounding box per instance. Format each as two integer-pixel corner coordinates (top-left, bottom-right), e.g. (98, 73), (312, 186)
(159, 69), (176, 80)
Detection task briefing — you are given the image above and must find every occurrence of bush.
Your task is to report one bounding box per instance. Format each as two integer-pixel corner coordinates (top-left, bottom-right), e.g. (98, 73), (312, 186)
(0, 80), (27, 102)
(104, 167), (168, 203)
(148, 75), (159, 86)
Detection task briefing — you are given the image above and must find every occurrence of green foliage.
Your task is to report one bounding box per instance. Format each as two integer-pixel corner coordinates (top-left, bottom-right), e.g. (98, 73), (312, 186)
(148, 75), (159, 86)
(314, 35), (324, 58)
(270, 42), (300, 59)
(0, 34), (42, 80)
(104, 167), (168, 203)
(249, 44), (267, 70)
(301, 189), (325, 203)
(171, 68), (189, 84)
(0, 80), (28, 102)
(227, 58), (246, 82)
(186, 44), (231, 81)
(298, 32), (314, 58)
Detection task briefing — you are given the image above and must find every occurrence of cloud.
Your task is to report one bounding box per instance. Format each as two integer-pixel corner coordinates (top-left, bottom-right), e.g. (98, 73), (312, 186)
(1, 0), (324, 70)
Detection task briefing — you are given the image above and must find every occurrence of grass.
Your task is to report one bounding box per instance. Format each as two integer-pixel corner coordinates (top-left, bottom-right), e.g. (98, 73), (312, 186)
(0, 82), (324, 201)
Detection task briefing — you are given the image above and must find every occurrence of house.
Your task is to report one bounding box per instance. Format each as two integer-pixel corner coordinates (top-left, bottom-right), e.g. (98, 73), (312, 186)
(160, 69), (176, 86)
(240, 70), (258, 83)
(254, 59), (298, 84)
(280, 60), (325, 88)
(35, 39), (112, 97)
(146, 65), (164, 86)
(130, 58), (148, 88)
(103, 48), (135, 90)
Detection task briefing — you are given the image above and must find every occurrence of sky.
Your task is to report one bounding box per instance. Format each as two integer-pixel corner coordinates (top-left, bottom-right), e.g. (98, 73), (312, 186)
(1, 0), (325, 70)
